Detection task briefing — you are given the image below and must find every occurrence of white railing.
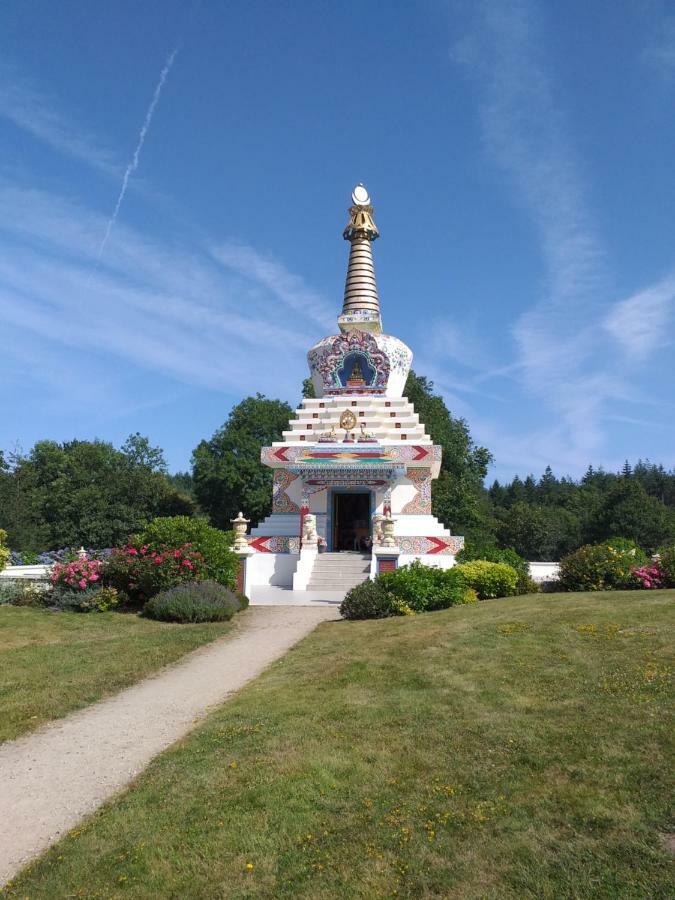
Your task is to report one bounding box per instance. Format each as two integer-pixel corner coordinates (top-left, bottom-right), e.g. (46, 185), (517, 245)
(0, 564), (52, 583)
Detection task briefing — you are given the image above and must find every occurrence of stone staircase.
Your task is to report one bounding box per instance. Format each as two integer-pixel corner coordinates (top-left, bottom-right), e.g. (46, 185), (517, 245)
(306, 552), (371, 592)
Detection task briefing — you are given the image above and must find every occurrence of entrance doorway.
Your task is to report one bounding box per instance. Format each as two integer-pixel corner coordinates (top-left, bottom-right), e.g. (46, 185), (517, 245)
(332, 492), (371, 552)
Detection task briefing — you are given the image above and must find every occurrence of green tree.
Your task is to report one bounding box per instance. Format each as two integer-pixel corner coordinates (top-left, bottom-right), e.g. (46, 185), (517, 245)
(191, 394), (293, 528)
(404, 371), (494, 543)
(168, 471), (195, 499)
(121, 433), (168, 473)
(0, 437), (193, 550)
(590, 480), (675, 552)
(497, 502), (581, 560)
(302, 377), (316, 399)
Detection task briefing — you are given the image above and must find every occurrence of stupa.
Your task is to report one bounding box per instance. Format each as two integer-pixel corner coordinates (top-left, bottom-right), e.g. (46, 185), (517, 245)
(243, 185), (463, 594)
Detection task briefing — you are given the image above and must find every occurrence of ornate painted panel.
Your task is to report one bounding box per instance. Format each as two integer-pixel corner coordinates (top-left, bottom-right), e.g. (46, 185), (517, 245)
(249, 536), (300, 554)
(396, 535), (464, 555)
(402, 467), (432, 514)
(272, 470), (300, 513)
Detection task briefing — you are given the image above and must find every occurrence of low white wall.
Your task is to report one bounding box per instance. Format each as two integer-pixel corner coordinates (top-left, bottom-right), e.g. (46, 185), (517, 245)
(0, 564), (51, 582)
(528, 561), (560, 583)
(397, 553), (456, 571)
(246, 553), (298, 588)
(293, 546), (318, 590)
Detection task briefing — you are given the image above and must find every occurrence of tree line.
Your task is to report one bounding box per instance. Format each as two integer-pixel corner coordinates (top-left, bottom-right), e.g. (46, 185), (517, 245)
(2, 374), (674, 558)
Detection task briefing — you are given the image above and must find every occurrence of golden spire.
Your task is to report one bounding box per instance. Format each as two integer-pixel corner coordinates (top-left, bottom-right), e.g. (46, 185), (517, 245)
(339, 184), (382, 334)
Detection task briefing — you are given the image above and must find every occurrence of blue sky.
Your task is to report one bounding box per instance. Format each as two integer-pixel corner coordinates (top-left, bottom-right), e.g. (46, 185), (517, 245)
(1, 0), (674, 482)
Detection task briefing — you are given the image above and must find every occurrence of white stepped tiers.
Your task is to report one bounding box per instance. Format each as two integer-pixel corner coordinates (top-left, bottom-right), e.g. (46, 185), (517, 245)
(248, 392), (462, 590)
(279, 396), (429, 445)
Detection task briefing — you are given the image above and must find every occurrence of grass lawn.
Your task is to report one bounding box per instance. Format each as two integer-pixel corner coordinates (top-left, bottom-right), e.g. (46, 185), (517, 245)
(4, 590), (674, 898)
(0, 606), (234, 742)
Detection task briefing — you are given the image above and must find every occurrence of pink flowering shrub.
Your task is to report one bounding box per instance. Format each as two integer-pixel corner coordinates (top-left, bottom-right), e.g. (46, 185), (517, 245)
(51, 558), (103, 592)
(631, 563), (664, 590)
(103, 542), (206, 605)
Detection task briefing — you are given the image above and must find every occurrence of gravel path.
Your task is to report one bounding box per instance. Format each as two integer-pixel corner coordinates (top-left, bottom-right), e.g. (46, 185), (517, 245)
(0, 605), (336, 886)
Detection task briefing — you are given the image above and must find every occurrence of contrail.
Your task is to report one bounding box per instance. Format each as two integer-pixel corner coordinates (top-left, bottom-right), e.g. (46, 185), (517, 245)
(96, 48), (178, 263)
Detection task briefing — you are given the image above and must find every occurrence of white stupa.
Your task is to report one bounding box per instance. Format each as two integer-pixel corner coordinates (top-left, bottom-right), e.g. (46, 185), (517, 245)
(245, 185), (463, 593)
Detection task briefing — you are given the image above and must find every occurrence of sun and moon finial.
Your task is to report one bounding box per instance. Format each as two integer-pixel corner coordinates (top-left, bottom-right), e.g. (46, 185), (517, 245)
(343, 183), (379, 242)
(351, 183), (370, 206)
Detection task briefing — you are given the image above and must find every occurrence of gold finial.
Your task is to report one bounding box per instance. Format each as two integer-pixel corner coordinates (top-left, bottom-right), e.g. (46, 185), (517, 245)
(343, 183), (379, 242)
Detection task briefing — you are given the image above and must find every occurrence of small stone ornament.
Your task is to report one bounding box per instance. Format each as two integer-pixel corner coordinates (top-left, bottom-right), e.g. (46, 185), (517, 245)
(319, 422), (338, 443)
(357, 421), (376, 443)
(302, 513), (318, 547)
(381, 513), (397, 548)
(230, 511), (250, 553)
(372, 513), (385, 545)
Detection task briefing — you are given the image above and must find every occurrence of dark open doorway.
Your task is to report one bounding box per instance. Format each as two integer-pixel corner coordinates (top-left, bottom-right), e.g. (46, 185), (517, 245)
(332, 492), (371, 552)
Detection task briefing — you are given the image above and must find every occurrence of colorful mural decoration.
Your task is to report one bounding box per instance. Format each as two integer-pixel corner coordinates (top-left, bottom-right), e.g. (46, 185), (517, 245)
(402, 467), (432, 514)
(262, 444), (441, 466)
(272, 470), (300, 513)
(308, 330), (390, 394)
(397, 536), (464, 555)
(297, 447), (393, 464)
(249, 535), (300, 554)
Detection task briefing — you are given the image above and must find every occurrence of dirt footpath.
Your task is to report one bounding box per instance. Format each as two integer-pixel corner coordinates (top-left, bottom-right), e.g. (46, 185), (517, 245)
(0, 605), (336, 886)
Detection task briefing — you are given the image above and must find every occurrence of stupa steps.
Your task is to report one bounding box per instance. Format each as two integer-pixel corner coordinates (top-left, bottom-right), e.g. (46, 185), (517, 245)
(293, 414), (422, 425)
(300, 399), (413, 410)
(306, 553), (371, 591)
(279, 433), (429, 444)
(282, 399), (431, 444)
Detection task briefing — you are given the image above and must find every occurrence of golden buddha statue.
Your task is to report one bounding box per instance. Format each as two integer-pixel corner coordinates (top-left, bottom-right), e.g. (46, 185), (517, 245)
(347, 358), (367, 387)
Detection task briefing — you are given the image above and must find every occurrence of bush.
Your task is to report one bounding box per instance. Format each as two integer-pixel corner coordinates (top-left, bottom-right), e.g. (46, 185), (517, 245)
(632, 564), (664, 590)
(49, 586), (121, 612)
(0, 529), (9, 573)
(135, 517), (238, 589)
(457, 545), (535, 594)
(340, 579), (396, 620)
(0, 581), (47, 607)
(103, 543), (206, 606)
(453, 560), (519, 600)
(9, 548), (112, 566)
(50, 558), (103, 592)
(143, 580), (240, 623)
(557, 540), (646, 592)
(657, 545), (675, 587)
(340, 562), (476, 620)
(379, 560), (474, 612)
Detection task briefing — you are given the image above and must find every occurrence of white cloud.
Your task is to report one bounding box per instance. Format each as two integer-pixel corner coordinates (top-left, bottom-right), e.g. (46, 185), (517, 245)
(449, 0), (623, 465)
(0, 187), (328, 412)
(0, 64), (120, 177)
(604, 274), (675, 361)
(211, 242), (335, 332)
(97, 48), (178, 263)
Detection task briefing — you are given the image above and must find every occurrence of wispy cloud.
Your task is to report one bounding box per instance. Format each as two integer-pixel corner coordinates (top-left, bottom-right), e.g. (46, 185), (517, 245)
(0, 186), (323, 411)
(0, 63), (120, 177)
(604, 273), (675, 361)
(97, 48), (178, 263)
(450, 0), (623, 467)
(211, 242), (336, 332)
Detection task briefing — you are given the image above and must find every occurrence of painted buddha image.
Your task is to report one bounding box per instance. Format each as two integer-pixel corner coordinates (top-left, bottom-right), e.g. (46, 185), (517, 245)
(346, 358), (368, 387)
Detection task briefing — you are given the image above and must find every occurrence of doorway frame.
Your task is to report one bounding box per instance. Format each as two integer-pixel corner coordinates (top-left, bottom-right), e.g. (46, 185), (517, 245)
(328, 488), (373, 552)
